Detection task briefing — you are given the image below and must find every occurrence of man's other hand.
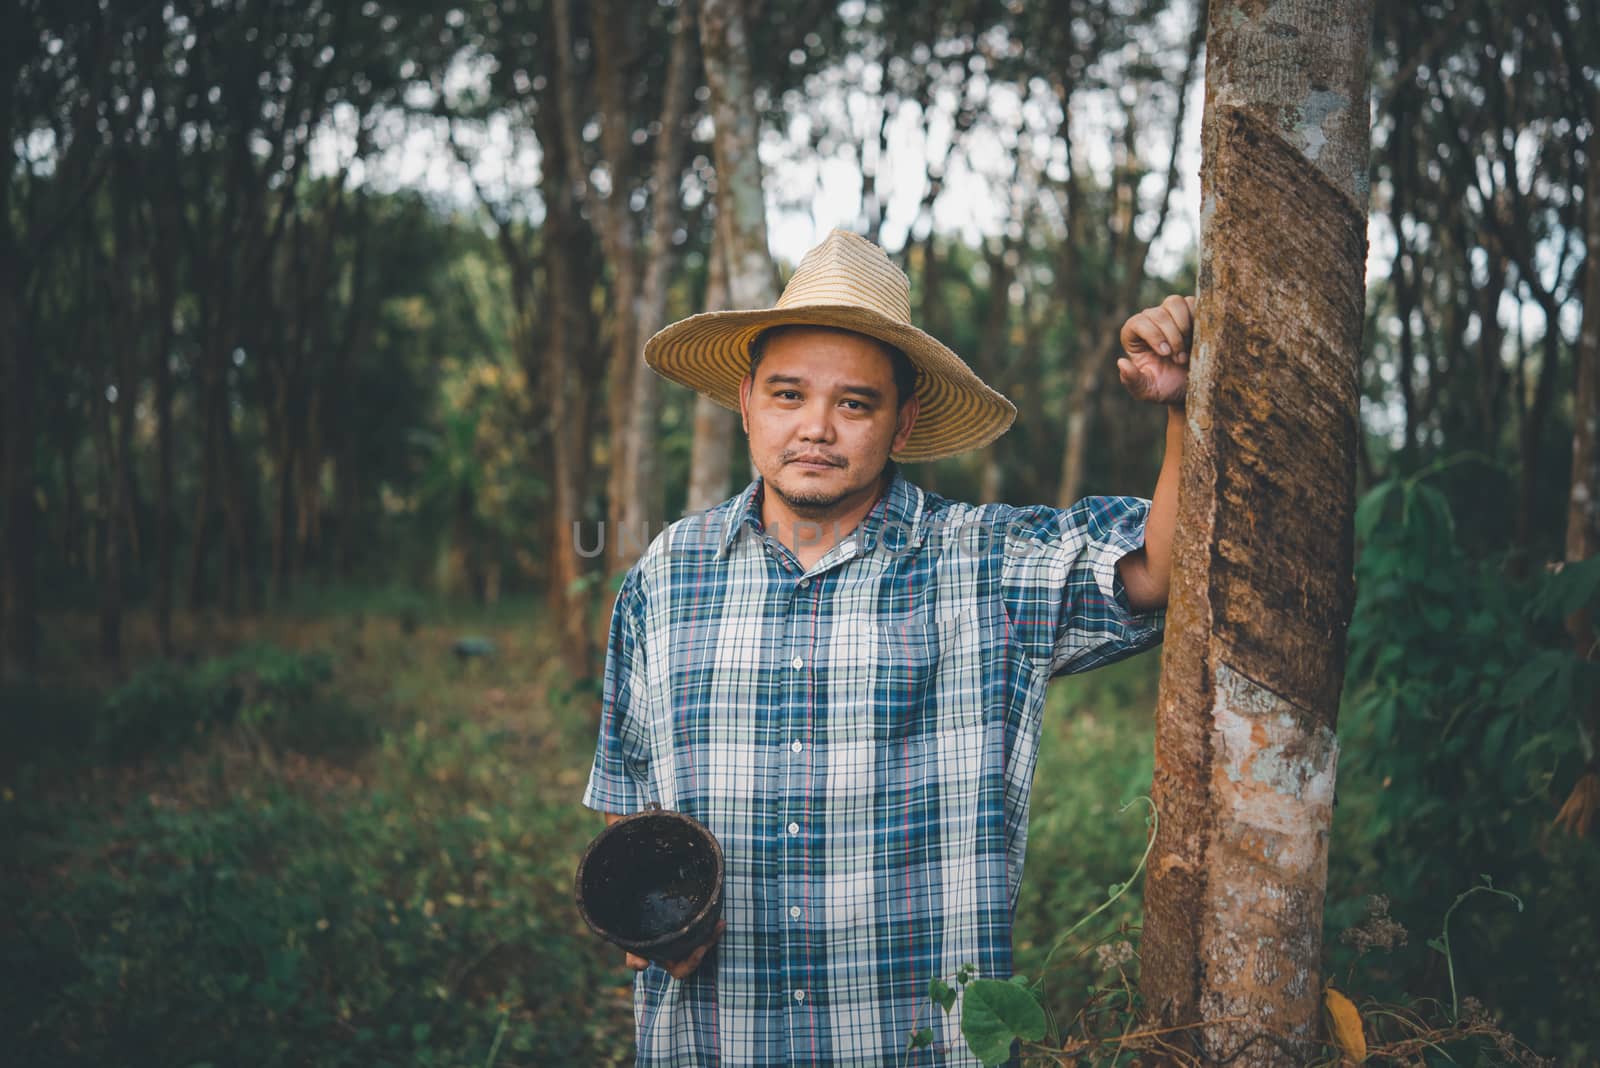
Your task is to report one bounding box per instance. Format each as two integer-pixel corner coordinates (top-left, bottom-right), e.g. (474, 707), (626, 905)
(1118, 294), (1194, 407)
(625, 918), (727, 980)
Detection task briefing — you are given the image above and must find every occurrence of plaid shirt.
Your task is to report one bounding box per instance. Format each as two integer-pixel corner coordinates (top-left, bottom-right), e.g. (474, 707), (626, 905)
(583, 469), (1164, 1067)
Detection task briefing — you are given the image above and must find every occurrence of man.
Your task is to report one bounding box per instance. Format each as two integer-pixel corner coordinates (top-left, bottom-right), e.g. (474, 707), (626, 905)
(584, 229), (1193, 1066)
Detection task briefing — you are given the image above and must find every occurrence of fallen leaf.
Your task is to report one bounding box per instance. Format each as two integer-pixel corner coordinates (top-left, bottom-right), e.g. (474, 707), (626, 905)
(1324, 986), (1366, 1064)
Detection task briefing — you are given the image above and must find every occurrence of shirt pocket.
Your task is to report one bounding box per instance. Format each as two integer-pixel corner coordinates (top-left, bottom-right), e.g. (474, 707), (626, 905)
(859, 607), (983, 741)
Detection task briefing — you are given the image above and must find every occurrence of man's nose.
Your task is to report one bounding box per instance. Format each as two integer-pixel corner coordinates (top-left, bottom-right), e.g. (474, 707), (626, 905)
(796, 400), (836, 443)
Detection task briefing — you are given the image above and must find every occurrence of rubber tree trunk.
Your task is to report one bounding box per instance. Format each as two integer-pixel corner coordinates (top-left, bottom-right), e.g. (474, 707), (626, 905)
(700, 0), (778, 489)
(533, 15), (602, 681)
(700, 0), (779, 314)
(686, 225), (738, 513)
(0, 6), (38, 679)
(1564, 84), (1600, 785)
(1139, 3), (1374, 1064)
(551, 0), (641, 578)
(152, 216), (178, 656)
(623, 0), (699, 543)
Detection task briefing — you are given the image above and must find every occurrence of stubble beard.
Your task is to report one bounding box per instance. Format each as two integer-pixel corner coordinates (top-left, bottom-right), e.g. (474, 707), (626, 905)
(769, 474), (853, 517)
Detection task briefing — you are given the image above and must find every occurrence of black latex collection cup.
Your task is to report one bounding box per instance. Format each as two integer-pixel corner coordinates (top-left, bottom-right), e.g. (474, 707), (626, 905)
(574, 804), (725, 964)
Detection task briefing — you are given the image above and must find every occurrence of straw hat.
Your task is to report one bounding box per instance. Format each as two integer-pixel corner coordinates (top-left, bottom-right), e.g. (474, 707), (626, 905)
(643, 229), (1016, 462)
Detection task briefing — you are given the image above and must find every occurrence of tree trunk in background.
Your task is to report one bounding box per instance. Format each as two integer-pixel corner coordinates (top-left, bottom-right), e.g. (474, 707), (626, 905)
(330, 194), (375, 584)
(152, 215), (178, 656)
(187, 352), (219, 610)
(624, 0), (699, 540)
(701, 0), (780, 313)
(1515, 310), (1561, 559)
(0, 19), (36, 679)
(94, 385), (124, 666)
(687, 226), (739, 512)
(0, 261), (36, 680)
(94, 162), (142, 667)
(1055, 337), (1112, 507)
(1565, 88), (1600, 791)
(700, 0), (778, 499)
(535, 14), (602, 681)
(582, 0), (646, 577)
(1140, 3), (1373, 1064)
(974, 235), (1014, 503)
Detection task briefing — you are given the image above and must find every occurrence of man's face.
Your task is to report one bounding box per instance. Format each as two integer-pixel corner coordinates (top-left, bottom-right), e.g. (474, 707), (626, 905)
(739, 327), (918, 515)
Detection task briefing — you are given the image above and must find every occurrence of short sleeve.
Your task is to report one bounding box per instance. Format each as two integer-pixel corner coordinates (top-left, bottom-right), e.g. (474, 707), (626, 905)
(581, 567), (652, 814)
(999, 496), (1166, 677)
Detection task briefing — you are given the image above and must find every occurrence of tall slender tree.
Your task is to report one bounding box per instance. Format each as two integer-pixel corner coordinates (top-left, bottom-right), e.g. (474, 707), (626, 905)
(701, 0), (780, 315)
(1139, 3), (1375, 1064)
(685, 225), (739, 513)
(698, 0), (781, 486)
(1560, 80), (1600, 829)
(0, 2), (34, 678)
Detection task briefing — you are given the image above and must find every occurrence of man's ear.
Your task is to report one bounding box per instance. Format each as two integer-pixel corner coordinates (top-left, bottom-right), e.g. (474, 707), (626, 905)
(739, 374), (752, 435)
(891, 393), (920, 455)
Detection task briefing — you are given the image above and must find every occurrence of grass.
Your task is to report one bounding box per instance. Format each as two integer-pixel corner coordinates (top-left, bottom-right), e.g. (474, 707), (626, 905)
(8, 605), (1564, 1065)
(2, 602), (1167, 1067)
(2, 604), (633, 1068)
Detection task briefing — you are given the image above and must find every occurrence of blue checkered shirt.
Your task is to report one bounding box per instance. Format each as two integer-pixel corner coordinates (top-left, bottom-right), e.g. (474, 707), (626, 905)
(583, 469), (1164, 1066)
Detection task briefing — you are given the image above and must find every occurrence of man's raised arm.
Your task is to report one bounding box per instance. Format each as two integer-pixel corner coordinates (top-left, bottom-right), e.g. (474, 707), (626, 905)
(1113, 294), (1194, 612)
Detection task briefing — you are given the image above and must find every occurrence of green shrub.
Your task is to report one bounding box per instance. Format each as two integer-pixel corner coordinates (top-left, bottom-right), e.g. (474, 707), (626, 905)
(92, 644), (375, 761)
(1327, 471), (1600, 1058)
(96, 658), (240, 757)
(1012, 652), (1159, 1043)
(3, 719), (631, 1068)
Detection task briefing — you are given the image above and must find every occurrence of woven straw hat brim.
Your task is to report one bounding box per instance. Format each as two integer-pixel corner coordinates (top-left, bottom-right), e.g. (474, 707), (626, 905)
(644, 303), (1017, 463)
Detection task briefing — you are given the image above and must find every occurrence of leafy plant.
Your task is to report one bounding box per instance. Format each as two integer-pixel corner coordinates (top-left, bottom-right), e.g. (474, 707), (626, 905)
(911, 799), (1157, 1065)
(1329, 465), (1600, 1053)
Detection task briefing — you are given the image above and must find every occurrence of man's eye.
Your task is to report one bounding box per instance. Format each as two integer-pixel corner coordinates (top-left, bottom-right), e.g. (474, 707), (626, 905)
(842, 400), (867, 411)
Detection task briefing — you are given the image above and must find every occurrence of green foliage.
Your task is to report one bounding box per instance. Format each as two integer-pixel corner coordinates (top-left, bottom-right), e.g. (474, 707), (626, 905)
(97, 658), (240, 755)
(1428, 877), (1525, 1023)
(902, 655), (1162, 1065)
(961, 978), (1048, 1066)
(1013, 652), (1159, 1007)
(94, 644), (369, 760)
(3, 667), (630, 1068)
(1328, 469), (1600, 1055)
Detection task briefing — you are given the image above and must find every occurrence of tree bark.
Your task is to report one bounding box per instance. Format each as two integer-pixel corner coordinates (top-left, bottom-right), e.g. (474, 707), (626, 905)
(94, 380), (124, 667)
(1565, 86), (1600, 783)
(686, 224), (739, 512)
(1139, 3), (1374, 1064)
(532, 14), (603, 680)
(701, 0), (780, 312)
(583, 0), (647, 574)
(1515, 303), (1562, 558)
(97, 159), (143, 667)
(623, 0), (700, 539)
(974, 233), (1015, 503)
(150, 201), (179, 656)
(0, 0), (46, 678)
(0, 25), (35, 679)
(699, 0), (778, 500)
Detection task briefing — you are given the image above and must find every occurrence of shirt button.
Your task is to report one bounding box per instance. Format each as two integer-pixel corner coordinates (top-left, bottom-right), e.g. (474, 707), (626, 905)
(791, 656), (804, 670)
(787, 822), (800, 836)
(798, 578), (811, 589)
(791, 739), (803, 754)
(789, 905), (802, 919)
(794, 989), (806, 1003)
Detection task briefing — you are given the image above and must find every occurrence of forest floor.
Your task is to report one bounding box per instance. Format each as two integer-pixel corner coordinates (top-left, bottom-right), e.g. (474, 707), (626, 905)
(0, 594), (1164, 1066)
